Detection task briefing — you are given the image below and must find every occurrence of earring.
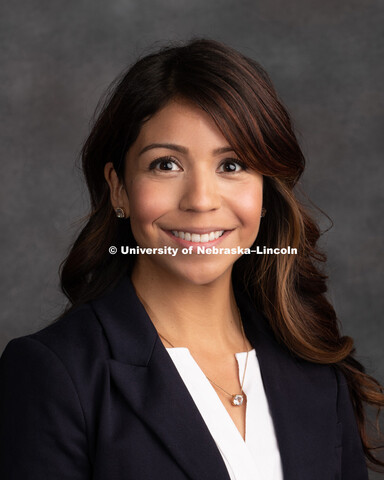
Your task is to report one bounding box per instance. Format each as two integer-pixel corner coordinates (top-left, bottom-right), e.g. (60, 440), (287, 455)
(261, 208), (267, 218)
(115, 207), (126, 218)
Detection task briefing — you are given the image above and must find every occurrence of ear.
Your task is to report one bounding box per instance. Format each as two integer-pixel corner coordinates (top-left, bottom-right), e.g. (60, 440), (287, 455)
(104, 162), (130, 217)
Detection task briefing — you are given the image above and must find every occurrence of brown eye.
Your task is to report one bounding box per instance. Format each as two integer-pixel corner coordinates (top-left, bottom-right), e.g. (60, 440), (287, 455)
(149, 156), (181, 171)
(218, 159), (246, 173)
(158, 160), (174, 170)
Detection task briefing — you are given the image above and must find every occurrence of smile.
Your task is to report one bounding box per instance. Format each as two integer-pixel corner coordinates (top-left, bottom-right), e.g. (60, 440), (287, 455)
(171, 230), (224, 243)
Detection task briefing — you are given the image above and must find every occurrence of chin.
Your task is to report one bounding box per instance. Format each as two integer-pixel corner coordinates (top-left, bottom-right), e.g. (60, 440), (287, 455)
(169, 261), (234, 287)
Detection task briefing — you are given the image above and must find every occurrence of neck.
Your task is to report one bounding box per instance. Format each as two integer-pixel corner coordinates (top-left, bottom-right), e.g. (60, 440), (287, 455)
(131, 262), (246, 355)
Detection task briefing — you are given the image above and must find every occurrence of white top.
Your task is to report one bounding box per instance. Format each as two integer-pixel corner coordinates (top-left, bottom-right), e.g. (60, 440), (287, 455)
(166, 347), (284, 480)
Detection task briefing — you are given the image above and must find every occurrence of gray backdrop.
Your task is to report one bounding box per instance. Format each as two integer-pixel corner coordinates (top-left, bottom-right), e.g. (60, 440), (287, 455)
(1, 0), (383, 476)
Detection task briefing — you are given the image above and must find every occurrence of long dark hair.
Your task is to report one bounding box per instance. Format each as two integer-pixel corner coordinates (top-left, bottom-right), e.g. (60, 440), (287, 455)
(60, 38), (384, 470)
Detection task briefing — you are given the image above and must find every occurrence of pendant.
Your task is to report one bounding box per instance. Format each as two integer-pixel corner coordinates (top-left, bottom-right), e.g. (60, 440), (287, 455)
(231, 394), (244, 406)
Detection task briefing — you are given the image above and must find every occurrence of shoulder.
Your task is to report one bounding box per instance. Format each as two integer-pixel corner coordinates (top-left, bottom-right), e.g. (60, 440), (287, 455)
(33, 303), (109, 359)
(0, 306), (94, 476)
(0, 302), (110, 392)
(4, 302), (104, 352)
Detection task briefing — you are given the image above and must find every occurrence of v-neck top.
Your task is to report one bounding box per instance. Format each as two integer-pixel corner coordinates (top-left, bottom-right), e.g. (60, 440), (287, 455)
(166, 347), (284, 480)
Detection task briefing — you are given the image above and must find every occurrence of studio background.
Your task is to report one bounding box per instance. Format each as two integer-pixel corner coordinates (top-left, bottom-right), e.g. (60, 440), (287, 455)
(1, 1), (383, 476)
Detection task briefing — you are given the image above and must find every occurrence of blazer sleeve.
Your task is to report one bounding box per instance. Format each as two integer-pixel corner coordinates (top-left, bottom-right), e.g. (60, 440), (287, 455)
(335, 366), (369, 479)
(0, 336), (91, 479)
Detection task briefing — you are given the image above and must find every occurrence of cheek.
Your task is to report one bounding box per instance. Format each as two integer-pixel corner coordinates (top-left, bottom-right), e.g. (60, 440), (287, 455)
(128, 180), (174, 227)
(233, 182), (263, 229)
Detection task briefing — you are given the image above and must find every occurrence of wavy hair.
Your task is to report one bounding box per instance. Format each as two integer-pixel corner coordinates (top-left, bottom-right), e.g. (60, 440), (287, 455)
(60, 38), (384, 470)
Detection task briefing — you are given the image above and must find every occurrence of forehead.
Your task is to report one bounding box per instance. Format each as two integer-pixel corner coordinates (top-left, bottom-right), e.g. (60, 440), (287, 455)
(130, 99), (230, 154)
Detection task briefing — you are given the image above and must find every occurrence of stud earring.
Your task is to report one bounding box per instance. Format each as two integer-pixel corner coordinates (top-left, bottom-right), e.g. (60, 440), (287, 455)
(261, 208), (267, 218)
(115, 207), (126, 218)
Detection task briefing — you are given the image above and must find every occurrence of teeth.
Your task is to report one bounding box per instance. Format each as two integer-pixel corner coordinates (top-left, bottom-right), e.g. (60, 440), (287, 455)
(171, 230), (225, 243)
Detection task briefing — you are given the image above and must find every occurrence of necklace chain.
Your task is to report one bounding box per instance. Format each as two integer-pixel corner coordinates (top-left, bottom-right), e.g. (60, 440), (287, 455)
(156, 308), (249, 405)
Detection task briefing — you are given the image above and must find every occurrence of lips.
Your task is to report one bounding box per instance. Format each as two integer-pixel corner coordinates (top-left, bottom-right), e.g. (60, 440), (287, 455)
(171, 230), (224, 243)
(163, 228), (232, 249)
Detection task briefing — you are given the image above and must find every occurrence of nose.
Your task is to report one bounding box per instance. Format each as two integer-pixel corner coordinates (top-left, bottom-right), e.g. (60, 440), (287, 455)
(179, 168), (221, 212)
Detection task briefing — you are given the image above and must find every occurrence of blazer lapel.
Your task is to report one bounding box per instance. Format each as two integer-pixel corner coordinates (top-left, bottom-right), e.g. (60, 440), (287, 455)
(235, 289), (339, 480)
(91, 275), (231, 480)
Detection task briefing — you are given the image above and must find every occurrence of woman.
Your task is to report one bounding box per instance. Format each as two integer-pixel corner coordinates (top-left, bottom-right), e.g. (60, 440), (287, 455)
(0, 39), (383, 479)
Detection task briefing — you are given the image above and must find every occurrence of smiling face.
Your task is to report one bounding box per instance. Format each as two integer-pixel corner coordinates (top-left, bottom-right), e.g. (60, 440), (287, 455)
(107, 98), (264, 286)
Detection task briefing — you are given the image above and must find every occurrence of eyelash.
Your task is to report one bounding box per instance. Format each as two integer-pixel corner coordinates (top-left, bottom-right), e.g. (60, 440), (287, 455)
(148, 156), (247, 172)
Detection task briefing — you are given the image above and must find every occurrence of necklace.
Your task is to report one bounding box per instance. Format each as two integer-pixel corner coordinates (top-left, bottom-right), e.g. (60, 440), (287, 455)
(157, 308), (249, 407)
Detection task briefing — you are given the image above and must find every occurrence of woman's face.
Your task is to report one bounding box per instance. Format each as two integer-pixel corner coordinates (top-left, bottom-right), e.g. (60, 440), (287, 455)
(119, 99), (263, 286)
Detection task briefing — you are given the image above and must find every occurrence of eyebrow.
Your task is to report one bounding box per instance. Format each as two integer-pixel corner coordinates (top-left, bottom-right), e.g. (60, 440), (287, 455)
(138, 143), (235, 156)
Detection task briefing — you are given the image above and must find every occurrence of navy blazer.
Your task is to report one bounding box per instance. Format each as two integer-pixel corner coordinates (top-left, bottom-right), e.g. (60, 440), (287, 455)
(0, 274), (368, 479)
